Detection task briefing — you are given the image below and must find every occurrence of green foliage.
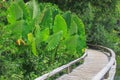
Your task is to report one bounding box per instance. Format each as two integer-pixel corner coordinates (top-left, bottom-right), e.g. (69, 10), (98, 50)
(72, 14), (85, 36)
(63, 11), (71, 28)
(7, 3), (23, 24)
(6, 20), (24, 38)
(41, 0), (119, 50)
(0, 0), (86, 80)
(53, 14), (67, 38)
(46, 31), (63, 51)
(32, 0), (39, 19)
(69, 20), (77, 35)
(35, 26), (49, 43)
(72, 14), (86, 49)
(66, 35), (78, 54)
(40, 8), (53, 28)
(40, 0), (120, 78)
(28, 33), (37, 56)
(47, 0), (120, 54)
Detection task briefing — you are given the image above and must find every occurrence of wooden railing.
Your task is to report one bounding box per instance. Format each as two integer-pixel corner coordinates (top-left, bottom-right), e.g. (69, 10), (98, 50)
(35, 50), (88, 80)
(35, 45), (116, 80)
(88, 44), (116, 80)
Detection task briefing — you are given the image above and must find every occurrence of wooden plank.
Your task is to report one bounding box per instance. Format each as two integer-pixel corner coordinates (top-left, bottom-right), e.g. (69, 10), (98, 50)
(90, 45), (116, 80)
(57, 49), (108, 80)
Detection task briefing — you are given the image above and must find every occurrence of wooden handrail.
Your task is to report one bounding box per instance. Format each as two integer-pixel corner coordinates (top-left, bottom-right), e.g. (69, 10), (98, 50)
(87, 44), (116, 80)
(35, 50), (88, 80)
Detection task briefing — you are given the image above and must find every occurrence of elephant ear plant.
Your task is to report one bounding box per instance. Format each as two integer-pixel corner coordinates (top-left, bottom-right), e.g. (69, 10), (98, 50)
(0, 0), (86, 79)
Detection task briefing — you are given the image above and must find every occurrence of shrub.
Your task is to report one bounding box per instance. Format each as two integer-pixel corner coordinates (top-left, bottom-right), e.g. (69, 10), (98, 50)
(0, 0), (86, 79)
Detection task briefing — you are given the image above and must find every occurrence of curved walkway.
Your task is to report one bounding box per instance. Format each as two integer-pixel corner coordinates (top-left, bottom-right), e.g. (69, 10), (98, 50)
(56, 49), (109, 80)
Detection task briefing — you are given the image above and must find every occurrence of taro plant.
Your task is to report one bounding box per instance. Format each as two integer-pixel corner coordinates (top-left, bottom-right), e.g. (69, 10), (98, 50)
(0, 0), (86, 79)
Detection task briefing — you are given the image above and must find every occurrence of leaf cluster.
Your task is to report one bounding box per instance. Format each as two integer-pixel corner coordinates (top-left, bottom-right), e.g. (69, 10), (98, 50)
(0, 0), (86, 79)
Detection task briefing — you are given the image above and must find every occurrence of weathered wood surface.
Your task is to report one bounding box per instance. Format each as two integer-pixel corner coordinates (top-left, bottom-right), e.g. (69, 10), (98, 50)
(56, 49), (109, 80)
(91, 45), (116, 80)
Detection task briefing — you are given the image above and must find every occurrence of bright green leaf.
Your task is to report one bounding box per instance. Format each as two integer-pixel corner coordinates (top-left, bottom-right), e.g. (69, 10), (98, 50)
(40, 8), (53, 28)
(28, 33), (37, 56)
(7, 3), (23, 24)
(72, 14), (85, 36)
(66, 35), (79, 54)
(46, 31), (63, 51)
(53, 14), (67, 38)
(32, 0), (39, 19)
(69, 20), (78, 35)
(35, 25), (49, 43)
(63, 11), (71, 28)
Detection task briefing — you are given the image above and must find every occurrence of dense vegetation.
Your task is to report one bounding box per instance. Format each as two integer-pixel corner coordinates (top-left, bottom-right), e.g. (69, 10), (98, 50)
(1, 0), (120, 79)
(41, 0), (120, 79)
(41, 0), (120, 54)
(0, 0), (86, 79)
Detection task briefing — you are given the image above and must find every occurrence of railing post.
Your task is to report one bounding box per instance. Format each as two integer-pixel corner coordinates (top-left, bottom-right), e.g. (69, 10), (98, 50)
(104, 67), (111, 79)
(67, 66), (72, 73)
(104, 71), (109, 79)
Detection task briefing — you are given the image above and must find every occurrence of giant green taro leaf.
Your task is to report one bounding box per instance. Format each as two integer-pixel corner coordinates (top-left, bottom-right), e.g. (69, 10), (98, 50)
(46, 31), (63, 51)
(26, 0), (39, 20)
(32, 0), (39, 19)
(72, 14), (85, 36)
(53, 14), (67, 38)
(72, 14), (86, 48)
(69, 19), (78, 35)
(40, 8), (53, 28)
(15, 0), (30, 20)
(6, 20), (25, 39)
(35, 25), (49, 43)
(66, 35), (79, 54)
(7, 3), (23, 24)
(63, 11), (71, 28)
(28, 33), (37, 56)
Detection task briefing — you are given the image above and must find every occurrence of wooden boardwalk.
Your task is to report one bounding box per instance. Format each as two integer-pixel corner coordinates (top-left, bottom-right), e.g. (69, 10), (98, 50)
(56, 49), (109, 80)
